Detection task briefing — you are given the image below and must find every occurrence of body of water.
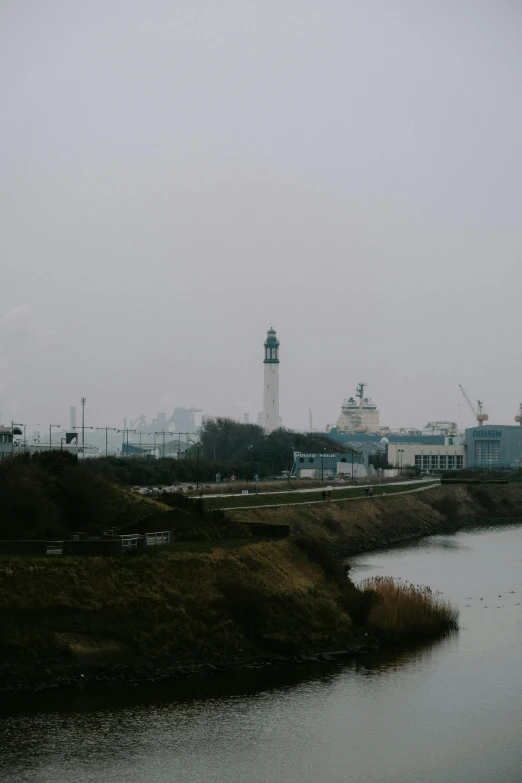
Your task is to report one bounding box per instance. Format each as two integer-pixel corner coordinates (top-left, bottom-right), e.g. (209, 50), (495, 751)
(1, 523), (522, 782)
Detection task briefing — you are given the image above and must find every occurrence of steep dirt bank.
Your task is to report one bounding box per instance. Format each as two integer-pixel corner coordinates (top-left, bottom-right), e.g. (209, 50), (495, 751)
(228, 484), (522, 556)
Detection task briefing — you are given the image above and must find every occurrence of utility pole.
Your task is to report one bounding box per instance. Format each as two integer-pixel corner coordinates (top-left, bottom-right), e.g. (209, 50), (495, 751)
(97, 426), (118, 458)
(247, 445), (253, 484)
(49, 423), (61, 452)
(321, 448), (326, 485)
(288, 446), (294, 486)
(81, 397), (86, 458)
(119, 429), (136, 457)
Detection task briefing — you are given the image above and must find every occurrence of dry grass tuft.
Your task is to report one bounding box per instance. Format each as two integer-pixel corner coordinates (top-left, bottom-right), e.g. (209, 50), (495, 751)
(360, 576), (458, 641)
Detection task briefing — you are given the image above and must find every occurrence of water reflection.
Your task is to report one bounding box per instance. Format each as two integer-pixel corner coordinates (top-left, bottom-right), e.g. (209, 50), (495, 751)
(351, 632), (459, 676)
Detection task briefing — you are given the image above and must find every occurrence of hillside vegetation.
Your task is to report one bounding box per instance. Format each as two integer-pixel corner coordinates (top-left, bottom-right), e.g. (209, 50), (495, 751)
(0, 452), (236, 541)
(0, 539), (367, 674)
(228, 483), (522, 554)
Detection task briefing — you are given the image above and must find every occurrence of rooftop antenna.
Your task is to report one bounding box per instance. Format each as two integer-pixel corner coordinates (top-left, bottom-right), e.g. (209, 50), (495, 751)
(356, 382), (366, 405)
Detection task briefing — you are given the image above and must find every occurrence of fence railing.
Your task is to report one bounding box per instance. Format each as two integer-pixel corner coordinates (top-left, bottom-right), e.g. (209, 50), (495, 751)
(2, 531), (173, 556)
(145, 531), (171, 546)
(120, 534), (140, 551)
(46, 540), (64, 555)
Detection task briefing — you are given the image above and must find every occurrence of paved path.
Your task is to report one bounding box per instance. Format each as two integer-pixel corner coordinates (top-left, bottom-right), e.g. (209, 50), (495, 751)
(221, 480), (440, 511)
(202, 477), (437, 500)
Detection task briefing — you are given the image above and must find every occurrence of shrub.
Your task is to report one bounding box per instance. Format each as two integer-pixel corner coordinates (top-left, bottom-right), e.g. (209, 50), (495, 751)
(360, 576), (458, 641)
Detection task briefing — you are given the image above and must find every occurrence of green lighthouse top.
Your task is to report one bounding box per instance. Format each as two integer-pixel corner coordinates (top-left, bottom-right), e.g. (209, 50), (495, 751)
(264, 327), (280, 363)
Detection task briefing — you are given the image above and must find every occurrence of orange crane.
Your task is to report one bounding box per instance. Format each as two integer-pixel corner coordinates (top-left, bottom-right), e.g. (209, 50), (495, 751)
(458, 384), (489, 427)
(515, 403), (522, 425)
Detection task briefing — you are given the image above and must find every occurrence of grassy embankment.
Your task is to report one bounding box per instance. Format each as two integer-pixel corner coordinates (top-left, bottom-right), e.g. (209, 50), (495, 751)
(229, 483), (522, 555)
(0, 538), (372, 675)
(0, 452), (242, 542)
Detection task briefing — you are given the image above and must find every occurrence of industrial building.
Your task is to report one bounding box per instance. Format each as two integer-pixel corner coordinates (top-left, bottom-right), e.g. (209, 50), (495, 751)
(387, 441), (465, 472)
(465, 425), (522, 469)
(0, 426), (16, 459)
(292, 450), (368, 479)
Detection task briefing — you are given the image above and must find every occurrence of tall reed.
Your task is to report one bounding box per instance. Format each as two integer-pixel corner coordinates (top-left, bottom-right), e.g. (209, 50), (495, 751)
(360, 576), (458, 641)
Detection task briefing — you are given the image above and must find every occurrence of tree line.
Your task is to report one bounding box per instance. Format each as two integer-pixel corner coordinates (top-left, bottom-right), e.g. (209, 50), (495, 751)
(89, 420), (349, 485)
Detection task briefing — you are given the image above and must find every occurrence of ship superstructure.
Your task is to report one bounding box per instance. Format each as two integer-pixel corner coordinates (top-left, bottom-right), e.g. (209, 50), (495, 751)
(334, 383), (380, 434)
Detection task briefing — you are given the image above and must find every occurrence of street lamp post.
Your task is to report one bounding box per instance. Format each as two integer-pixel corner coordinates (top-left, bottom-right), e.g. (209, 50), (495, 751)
(97, 427), (118, 458)
(49, 424), (61, 452)
(288, 446), (294, 486)
(186, 438), (201, 490)
(351, 448), (354, 479)
(80, 398), (86, 458)
(119, 429), (136, 458)
(246, 445), (253, 485)
(321, 448), (326, 485)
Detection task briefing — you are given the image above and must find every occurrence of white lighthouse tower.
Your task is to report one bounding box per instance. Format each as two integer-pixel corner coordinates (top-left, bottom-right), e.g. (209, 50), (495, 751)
(263, 327), (280, 433)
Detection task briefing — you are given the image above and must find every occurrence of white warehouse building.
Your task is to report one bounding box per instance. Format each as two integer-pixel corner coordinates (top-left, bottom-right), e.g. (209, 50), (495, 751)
(387, 442), (466, 472)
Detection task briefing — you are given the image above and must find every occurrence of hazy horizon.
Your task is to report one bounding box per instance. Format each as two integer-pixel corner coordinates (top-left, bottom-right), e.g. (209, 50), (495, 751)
(2, 1), (521, 434)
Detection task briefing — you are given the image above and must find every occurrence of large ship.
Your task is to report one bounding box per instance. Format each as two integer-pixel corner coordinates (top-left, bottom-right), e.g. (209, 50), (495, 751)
(326, 383), (460, 437)
(331, 383), (380, 434)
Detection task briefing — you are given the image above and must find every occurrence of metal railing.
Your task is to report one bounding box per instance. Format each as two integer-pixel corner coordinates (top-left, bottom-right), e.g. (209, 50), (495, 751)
(145, 531), (171, 546)
(120, 534), (140, 551)
(41, 531), (172, 555)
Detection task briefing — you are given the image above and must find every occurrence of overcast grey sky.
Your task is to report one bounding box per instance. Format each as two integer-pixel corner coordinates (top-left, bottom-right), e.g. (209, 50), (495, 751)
(1, 1), (521, 433)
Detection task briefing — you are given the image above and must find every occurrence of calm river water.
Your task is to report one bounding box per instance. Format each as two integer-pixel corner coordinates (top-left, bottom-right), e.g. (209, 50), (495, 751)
(1, 523), (522, 783)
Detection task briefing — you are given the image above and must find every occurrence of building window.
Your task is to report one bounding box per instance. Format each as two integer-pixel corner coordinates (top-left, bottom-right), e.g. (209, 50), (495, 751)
(415, 455), (422, 468)
(439, 455), (447, 470)
(447, 455), (455, 469)
(422, 455), (429, 470)
(308, 457), (314, 463)
(456, 455), (463, 469)
(430, 455), (438, 470)
(474, 440), (500, 465)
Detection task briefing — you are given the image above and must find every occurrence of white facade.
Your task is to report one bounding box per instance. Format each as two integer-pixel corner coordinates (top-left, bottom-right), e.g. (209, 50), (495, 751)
(334, 384), (381, 433)
(387, 442), (466, 471)
(263, 327), (280, 433)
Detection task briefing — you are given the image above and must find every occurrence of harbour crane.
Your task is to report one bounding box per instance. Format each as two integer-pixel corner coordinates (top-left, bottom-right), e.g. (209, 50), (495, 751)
(458, 384), (489, 427)
(515, 403), (522, 426)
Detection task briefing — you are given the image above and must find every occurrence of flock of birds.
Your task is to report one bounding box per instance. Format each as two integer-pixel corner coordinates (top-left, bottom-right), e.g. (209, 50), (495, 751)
(463, 590), (520, 609)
